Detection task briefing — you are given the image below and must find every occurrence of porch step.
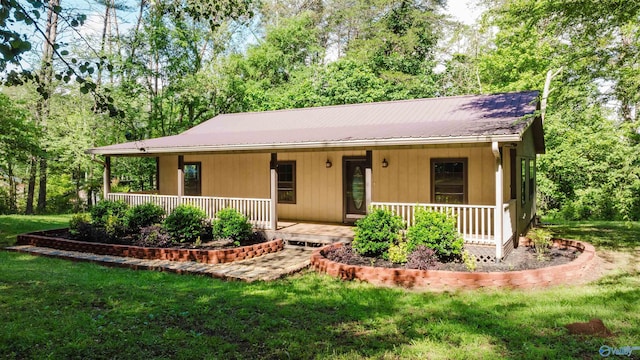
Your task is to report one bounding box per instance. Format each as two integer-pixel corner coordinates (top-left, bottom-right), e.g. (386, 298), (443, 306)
(261, 230), (353, 249)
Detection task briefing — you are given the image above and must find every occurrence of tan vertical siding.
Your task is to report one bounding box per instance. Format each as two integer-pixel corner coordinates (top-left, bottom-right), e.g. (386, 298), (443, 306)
(158, 154), (270, 198)
(157, 144), (509, 224)
(372, 145), (495, 205)
(516, 125), (539, 235)
(158, 156), (177, 195)
(277, 150), (364, 223)
(503, 149), (512, 201)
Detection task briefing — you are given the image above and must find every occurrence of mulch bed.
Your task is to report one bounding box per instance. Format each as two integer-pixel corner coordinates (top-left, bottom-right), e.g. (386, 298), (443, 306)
(38, 229), (267, 250)
(324, 244), (580, 272)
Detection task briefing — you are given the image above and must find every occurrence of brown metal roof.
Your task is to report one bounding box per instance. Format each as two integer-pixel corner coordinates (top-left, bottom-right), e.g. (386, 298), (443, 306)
(88, 91), (543, 155)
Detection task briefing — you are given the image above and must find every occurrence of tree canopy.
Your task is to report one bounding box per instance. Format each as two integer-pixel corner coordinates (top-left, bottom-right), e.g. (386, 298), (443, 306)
(0, 0), (638, 220)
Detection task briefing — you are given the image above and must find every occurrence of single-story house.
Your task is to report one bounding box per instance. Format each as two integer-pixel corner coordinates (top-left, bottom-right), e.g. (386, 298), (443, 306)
(87, 91), (544, 260)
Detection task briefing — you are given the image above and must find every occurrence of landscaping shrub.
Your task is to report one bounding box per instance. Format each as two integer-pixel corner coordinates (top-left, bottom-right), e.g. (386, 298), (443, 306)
(212, 208), (252, 242)
(406, 208), (463, 261)
(69, 213), (91, 237)
(135, 224), (173, 248)
(387, 238), (409, 264)
(527, 227), (552, 261)
(125, 203), (165, 233)
(352, 208), (404, 258)
(462, 250), (477, 272)
(405, 245), (438, 270)
(69, 212), (125, 244)
(164, 205), (207, 243)
(70, 221), (111, 243)
(90, 200), (128, 227)
(104, 214), (127, 240)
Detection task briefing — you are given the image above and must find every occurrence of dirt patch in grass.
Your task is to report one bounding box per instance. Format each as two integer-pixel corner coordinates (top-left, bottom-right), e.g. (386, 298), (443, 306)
(324, 244), (582, 272)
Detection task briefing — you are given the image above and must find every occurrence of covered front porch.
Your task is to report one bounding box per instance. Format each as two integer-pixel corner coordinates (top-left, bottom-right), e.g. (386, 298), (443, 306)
(104, 192), (516, 259)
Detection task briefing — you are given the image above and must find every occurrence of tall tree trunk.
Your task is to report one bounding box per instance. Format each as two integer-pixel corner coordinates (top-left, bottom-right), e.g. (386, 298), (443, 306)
(25, 156), (37, 214)
(7, 161), (17, 213)
(35, 0), (61, 213)
(36, 157), (47, 213)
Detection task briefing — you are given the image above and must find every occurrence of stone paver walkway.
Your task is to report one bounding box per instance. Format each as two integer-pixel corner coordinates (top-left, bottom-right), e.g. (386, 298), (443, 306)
(6, 245), (312, 282)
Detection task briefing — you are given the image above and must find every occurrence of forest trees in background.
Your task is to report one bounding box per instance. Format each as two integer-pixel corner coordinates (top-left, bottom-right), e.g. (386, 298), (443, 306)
(0, 0), (638, 220)
(477, 0), (640, 220)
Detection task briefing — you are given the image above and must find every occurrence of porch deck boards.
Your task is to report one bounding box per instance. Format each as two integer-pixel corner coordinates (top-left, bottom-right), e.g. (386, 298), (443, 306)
(261, 222), (355, 247)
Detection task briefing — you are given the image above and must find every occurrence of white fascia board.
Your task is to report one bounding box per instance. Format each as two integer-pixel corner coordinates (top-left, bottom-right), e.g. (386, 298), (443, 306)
(86, 134), (523, 156)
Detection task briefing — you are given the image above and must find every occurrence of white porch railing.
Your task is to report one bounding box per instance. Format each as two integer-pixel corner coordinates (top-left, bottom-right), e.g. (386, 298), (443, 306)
(370, 202), (496, 244)
(106, 193), (272, 229)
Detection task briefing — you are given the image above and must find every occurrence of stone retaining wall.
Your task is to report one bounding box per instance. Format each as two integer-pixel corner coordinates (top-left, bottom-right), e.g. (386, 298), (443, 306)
(17, 231), (284, 264)
(310, 239), (596, 290)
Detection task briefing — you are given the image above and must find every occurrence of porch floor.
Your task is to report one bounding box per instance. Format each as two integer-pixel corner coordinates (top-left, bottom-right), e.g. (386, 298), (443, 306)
(261, 222), (355, 247)
(261, 221), (497, 249)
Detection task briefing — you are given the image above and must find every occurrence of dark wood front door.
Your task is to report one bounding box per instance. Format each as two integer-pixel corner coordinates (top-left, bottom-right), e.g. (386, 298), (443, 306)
(343, 157), (367, 223)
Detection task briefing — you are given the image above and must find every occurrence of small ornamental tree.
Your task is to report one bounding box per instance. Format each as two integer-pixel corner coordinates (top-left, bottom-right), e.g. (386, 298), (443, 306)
(164, 205), (207, 243)
(352, 208), (404, 258)
(406, 208), (464, 261)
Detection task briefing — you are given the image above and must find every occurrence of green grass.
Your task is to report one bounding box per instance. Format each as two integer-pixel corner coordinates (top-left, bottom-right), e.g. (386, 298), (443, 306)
(1, 215), (639, 359)
(0, 214), (72, 248)
(542, 218), (640, 250)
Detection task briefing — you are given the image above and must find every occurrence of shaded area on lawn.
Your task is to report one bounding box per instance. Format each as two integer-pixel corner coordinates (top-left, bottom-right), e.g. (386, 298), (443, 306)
(1, 250), (639, 359)
(0, 214), (72, 248)
(544, 219), (640, 250)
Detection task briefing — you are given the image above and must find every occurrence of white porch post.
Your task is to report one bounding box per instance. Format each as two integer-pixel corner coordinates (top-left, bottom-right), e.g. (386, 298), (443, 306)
(365, 150), (372, 213)
(492, 142), (504, 261)
(270, 153), (278, 230)
(177, 155), (184, 202)
(103, 156), (111, 200)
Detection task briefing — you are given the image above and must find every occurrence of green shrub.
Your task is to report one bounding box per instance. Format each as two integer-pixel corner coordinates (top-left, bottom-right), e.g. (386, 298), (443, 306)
(90, 200), (128, 227)
(406, 208), (463, 261)
(527, 227), (552, 261)
(164, 205), (207, 243)
(125, 203), (165, 232)
(462, 250), (477, 272)
(212, 208), (252, 242)
(105, 214), (126, 240)
(388, 238), (409, 264)
(69, 213), (91, 237)
(135, 225), (173, 248)
(352, 208), (404, 258)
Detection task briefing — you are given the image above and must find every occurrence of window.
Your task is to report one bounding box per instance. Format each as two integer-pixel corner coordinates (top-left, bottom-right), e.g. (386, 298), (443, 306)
(521, 159), (526, 205)
(431, 159), (467, 204)
(184, 162), (201, 196)
(278, 161), (296, 204)
(529, 158), (535, 199)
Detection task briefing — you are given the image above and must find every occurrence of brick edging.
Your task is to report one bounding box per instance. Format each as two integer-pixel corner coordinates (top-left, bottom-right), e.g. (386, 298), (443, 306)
(16, 231), (284, 264)
(310, 239), (596, 290)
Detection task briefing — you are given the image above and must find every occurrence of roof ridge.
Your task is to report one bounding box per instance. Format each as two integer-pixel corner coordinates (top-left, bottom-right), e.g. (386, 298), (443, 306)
(211, 90), (540, 118)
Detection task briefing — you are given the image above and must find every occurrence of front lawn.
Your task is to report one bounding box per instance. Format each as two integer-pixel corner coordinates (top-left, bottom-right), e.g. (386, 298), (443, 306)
(543, 218), (640, 250)
(0, 214), (72, 248)
(0, 216), (638, 359)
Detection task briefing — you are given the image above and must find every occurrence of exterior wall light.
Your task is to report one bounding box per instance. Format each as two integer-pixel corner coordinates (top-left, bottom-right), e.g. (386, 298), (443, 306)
(326, 159), (332, 168)
(382, 158), (388, 168)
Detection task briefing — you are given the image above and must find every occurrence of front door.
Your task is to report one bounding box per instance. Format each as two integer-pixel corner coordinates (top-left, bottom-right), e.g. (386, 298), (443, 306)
(343, 157), (367, 223)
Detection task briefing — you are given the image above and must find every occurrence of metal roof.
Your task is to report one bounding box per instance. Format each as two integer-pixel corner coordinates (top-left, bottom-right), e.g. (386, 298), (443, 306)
(88, 91), (543, 155)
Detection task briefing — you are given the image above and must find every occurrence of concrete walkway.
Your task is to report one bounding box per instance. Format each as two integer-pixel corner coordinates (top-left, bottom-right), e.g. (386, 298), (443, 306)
(6, 245), (313, 282)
